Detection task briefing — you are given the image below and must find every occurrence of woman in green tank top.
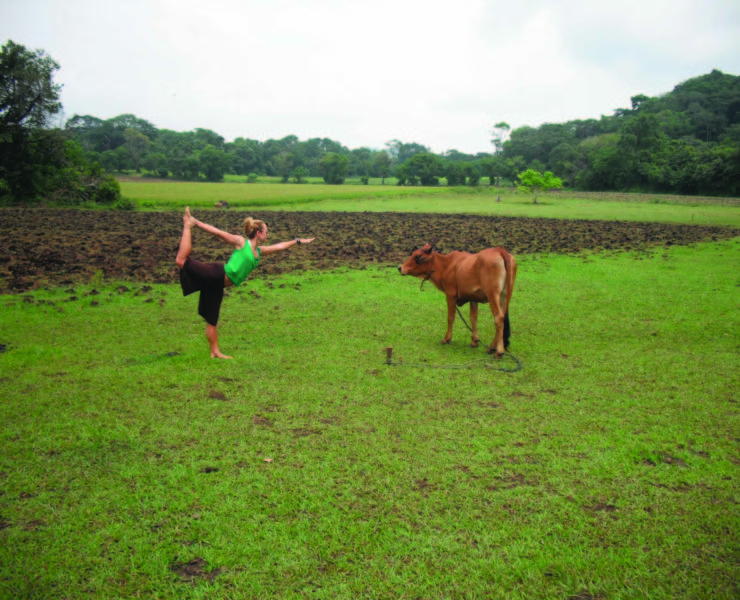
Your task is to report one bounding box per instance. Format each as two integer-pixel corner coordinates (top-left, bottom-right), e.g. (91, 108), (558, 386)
(175, 207), (314, 359)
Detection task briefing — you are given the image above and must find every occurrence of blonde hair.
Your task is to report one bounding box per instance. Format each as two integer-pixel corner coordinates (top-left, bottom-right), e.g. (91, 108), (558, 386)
(243, 217), (266, 239)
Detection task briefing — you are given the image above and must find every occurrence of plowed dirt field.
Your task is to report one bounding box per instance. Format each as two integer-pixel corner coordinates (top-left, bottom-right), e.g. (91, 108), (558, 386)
(1, 208), (738, 292)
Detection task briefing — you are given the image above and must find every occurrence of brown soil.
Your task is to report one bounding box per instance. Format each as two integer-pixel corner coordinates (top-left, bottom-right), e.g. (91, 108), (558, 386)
(1, 208), (737, 292)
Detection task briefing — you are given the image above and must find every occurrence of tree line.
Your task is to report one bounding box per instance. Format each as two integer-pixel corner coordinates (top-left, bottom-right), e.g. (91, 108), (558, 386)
(495, 69), (740, 197)
(2, 38), (739, 206)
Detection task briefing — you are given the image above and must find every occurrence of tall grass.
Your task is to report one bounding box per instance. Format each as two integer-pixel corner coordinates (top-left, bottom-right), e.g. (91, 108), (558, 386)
(1, 240), (739, 598)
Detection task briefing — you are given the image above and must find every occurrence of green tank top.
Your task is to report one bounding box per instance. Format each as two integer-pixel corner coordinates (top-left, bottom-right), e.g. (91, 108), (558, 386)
(224, 244), (260, 286)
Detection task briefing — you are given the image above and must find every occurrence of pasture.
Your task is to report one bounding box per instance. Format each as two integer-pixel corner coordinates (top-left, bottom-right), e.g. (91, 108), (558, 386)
(1, 189), (739, 599)
(119, 179), (740, 228)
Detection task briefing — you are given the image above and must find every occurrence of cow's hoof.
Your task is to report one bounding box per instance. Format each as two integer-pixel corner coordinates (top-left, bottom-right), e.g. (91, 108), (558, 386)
(471, 340), (479, 348)
(487, 348), (504, 358)
(441, 339), (451, 345)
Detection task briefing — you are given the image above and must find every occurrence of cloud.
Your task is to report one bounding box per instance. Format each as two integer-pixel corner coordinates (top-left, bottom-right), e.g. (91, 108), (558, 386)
(1, 0), (739, 153)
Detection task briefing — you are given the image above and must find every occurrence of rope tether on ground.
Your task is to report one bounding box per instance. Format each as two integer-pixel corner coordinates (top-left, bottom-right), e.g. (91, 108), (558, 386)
(384, 346), (523, 372)
(386, 301), (523, 372)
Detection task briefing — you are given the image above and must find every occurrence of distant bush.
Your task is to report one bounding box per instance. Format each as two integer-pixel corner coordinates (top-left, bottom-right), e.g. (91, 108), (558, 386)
(113, 197), (136, 211)
(246, 173), (259, 183)
(94, 176), (122, 205)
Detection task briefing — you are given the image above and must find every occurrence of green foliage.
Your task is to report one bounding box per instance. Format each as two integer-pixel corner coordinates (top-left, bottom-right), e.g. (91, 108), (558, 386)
(517, 169), (563, 203)
(445, 162), (466, 186)
(0, 40), (64, 202)
(112, 196), (135, 210)
(500, 70), (740, 196)
(372, 151), (392, 183)
(319, 152), (349, 184)
(199, 145), (230, 182)
(397, 152), (445, 186)
(464, 163), (481, 186)
(490, 121), (510, 154)
(123, 128), (150, 173)
(0, 40), (62, 131)
(291, 165), (309, 184)
(94, 176), (122, 205)
(246, 173), (259, 183)
(143, 152), (169, 178)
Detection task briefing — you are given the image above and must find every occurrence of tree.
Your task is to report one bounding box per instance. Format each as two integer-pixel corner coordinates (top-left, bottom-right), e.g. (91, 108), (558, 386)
(464, 163), (481, 187)
(386, 140), (430, 165)
(272, 152), (293, 183)
(504, 156), (527, 185)
(319, 153), (349, 184)
(199, 145), (229, 182)
(445, 162), (466, 186)
(372, 152), (392, 184)
(1, 41), (62, 132)
(516, 169), (563, 204)
(143, 152), (169, 178)
(491, 121), (510, 155)
(0, 40), (63, 201)
(403, 152), (445, 186)
(124, 128), (150, 173)
(291, 166), (309, 183)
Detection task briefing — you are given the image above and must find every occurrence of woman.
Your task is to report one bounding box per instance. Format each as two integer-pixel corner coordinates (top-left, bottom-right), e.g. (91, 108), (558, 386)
(175, 207), (314, 359)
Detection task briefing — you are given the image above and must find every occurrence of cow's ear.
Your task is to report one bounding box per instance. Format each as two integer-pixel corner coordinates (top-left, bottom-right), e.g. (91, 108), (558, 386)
(422, 243), (433, 254)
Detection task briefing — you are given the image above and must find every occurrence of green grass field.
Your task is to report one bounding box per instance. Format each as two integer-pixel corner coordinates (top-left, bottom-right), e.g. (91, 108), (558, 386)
(1, 216), (739, 598)
(119, 180), (740, 228)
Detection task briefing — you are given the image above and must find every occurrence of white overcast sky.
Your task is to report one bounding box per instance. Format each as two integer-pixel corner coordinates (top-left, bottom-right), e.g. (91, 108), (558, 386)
(2, 0), (739, 154)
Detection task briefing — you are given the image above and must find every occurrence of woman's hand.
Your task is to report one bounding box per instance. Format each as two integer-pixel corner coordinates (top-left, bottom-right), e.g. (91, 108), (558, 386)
(260, 238), (315, 256)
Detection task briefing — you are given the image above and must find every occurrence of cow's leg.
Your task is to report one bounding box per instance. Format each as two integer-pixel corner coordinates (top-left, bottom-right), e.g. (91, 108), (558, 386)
(442, 295), (456, 345)
(470, 302), (480, 347)
(486, 287), (506, 357)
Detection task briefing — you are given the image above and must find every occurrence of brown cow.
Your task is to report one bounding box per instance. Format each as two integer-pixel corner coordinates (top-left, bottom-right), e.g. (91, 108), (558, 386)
(398, 243), (517, 357)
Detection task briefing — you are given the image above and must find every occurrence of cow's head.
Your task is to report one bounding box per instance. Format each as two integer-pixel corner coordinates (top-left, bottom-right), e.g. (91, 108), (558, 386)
(398, 243), (435, 276)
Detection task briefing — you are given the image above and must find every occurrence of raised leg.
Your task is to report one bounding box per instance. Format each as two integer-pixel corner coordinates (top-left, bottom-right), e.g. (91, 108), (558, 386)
(206, 324), (232, 359)
(175, 207), (196, 269)
(470, 302), (480, 347)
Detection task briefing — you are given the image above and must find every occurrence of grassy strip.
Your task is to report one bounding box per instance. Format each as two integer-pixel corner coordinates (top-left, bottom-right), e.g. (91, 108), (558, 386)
(1, 240), (739, 598)
(119, 181), (740, 227)
(119, 181), (449, 210)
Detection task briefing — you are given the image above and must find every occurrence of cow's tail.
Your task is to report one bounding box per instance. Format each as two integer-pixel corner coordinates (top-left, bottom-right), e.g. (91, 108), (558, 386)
(501, 248), (517, 351)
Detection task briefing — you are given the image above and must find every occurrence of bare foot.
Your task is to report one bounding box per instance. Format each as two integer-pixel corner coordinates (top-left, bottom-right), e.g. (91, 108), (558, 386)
(211, 351), (233, 359)
(184, 206), (196, 227)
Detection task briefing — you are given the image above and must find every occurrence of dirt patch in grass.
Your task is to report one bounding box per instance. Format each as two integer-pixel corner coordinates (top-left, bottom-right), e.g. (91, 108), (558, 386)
(1, 208), (738, 292)
(291, 428), (320, 437)
(169, 557), (225, 582)
(567, 593), (607, 600)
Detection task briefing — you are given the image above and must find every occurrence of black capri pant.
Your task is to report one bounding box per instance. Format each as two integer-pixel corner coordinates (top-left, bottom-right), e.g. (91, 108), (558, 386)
(179, 257), (226, 326)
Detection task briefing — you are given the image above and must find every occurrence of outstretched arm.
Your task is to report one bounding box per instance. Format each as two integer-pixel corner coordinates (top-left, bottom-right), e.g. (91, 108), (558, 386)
(260, 238), (315, 256)
(187, 207), (245, 248)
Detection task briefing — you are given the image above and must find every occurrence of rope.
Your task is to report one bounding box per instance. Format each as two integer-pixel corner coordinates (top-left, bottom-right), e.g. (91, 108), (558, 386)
(385, 347), (523, 373)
